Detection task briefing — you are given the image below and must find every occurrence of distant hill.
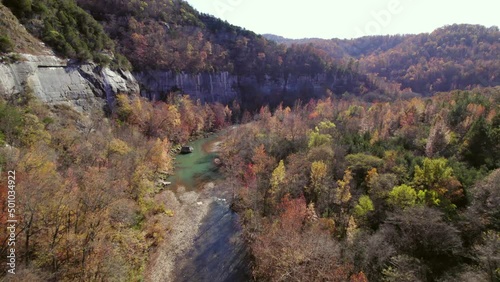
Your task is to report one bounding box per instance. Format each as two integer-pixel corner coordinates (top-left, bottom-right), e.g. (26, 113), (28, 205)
(263, 33), (408, 59)
(359, 25), (500, 93)
(265, 24), (500, 94)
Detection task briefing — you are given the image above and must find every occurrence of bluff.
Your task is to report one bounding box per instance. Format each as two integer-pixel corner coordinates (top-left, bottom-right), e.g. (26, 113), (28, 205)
(134, 68), (379, 111)
(135, 70), (356, 108)
(0, 54), (139, 111)
(135, 71), (238, 103)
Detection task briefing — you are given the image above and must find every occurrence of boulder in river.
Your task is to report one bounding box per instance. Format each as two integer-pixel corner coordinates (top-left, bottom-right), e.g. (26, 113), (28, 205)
(180, 146), (194, 154)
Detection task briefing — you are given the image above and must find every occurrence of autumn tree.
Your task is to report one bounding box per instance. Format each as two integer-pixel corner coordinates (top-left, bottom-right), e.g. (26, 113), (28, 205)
(425, 115), (451, 157)
(268, 160), (286, 210)
(381, 206), (463, 275)
(306, 160), (329, 210)
(252, 195), (352, 281)
(413, 157), (464, 210)
(148, 138), (172, 173)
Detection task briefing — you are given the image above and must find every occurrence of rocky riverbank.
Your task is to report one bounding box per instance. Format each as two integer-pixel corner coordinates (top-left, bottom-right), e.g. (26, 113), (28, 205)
(146, 183), (217, 282)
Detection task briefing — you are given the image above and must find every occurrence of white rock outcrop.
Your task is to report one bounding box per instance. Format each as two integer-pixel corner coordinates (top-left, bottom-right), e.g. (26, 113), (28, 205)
(0, 54), (139, 111)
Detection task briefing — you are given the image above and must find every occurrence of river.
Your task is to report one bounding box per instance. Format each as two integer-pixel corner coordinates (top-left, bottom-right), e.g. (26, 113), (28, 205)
(167, 134), (252, 282)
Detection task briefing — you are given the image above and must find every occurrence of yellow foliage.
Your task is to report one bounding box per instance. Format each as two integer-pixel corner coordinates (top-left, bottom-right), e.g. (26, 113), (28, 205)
(307, 161), (328, 198)
(365, 168), (379, 191)
(311, 161), (327, 187)
(116, 94), (133, 121)
(108, 138), (132, 155)
(167, 105), (181, 127)
(19, 144), (57, 177)
(20, 113), (51, 146)
(336, 169), (352, 204)
(149, 138), (172, 172)
(271, 160), (286, 190)
(165, 209), (174, 217)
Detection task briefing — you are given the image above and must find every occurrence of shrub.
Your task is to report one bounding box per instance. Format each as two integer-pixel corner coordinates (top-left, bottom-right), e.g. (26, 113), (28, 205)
(0, 35), (14, 53)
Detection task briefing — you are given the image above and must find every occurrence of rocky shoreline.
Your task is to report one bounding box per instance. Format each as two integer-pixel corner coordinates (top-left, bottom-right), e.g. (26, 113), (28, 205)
(146, 183), (217, 282)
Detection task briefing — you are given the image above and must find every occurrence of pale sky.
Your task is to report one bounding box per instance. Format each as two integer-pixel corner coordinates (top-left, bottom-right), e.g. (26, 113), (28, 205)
(185, 0), (500, 39)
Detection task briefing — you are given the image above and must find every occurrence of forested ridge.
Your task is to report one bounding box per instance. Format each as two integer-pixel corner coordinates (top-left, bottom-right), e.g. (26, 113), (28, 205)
(265, 24), (500, 95)
(0, 0), (499, 281)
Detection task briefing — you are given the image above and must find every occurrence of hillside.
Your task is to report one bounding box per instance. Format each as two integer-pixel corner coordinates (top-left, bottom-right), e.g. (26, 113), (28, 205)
(221, 86), (500, 281)
(265, 24), (500, 94)
(77, 0), (276, 73)
(75, 0), (382, 109)
(360, 25), (500, 93)
(2, 0), (130, 69)
(78, 0), (499, 99)
(2, 0), (498, 101)
(0, 3), (51, 55)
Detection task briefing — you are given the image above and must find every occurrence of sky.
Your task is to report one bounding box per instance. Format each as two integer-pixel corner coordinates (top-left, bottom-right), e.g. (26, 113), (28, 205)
(185, 0), (500, 39)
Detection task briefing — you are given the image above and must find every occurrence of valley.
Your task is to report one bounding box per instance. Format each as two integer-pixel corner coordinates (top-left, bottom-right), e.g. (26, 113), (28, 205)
(0, 0), (498, 281)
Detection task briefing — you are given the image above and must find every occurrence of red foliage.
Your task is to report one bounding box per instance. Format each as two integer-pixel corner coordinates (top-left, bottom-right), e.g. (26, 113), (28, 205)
(278, 194), (307, 231)
(350, 271), (369, 282)
(243, 163), (256, 188)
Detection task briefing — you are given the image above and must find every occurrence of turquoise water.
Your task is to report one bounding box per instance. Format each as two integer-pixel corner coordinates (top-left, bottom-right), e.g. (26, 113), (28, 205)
(167, 135), (220, 190)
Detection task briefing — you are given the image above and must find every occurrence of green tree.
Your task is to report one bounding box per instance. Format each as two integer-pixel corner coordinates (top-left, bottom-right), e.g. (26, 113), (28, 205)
(413, 158), (453, 193)
(346, 153), (384, 172)
(354, 195), (375, 218)
(387, 184), (418, 209)
(3, 0), (32, 17)
(461, 117), (498, 169)
(308, 131), (332, 148)
(0, 35), (14, 53)
(307, 120), (335, 148)
(0, 101), (24, 145)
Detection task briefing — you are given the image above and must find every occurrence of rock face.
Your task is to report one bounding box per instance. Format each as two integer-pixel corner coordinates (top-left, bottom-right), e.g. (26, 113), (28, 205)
(135, 71), (239, 103)
(0, 54), (364, 112)
(136, 70), (323, 103)
(136, 70), (360, 106)
(0, 54), (139, 111)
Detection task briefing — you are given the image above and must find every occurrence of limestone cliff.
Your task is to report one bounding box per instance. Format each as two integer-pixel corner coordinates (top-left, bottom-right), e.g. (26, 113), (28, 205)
(0, 54), (139, 111)
(0, 55), (361, 113)
(135, 71), (239, 103)
(136, 71), (330, 104)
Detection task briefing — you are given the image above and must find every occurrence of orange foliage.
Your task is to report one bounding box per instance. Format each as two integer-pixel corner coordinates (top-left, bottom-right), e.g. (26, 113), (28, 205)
(278, 194), (307, 231)
(350, 271), (369, 282)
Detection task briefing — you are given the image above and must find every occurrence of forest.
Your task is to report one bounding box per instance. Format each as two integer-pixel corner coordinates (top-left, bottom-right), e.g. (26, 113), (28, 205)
(266, 24), (499, 95)
(219, 87), (500, 281)
(0, 86), (233, 280)
(1, 85), (498, 281)
(0, 0), (499, 281)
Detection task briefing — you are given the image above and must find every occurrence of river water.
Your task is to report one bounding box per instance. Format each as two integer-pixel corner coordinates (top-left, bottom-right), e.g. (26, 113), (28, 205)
(168, 134), (252, 282)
